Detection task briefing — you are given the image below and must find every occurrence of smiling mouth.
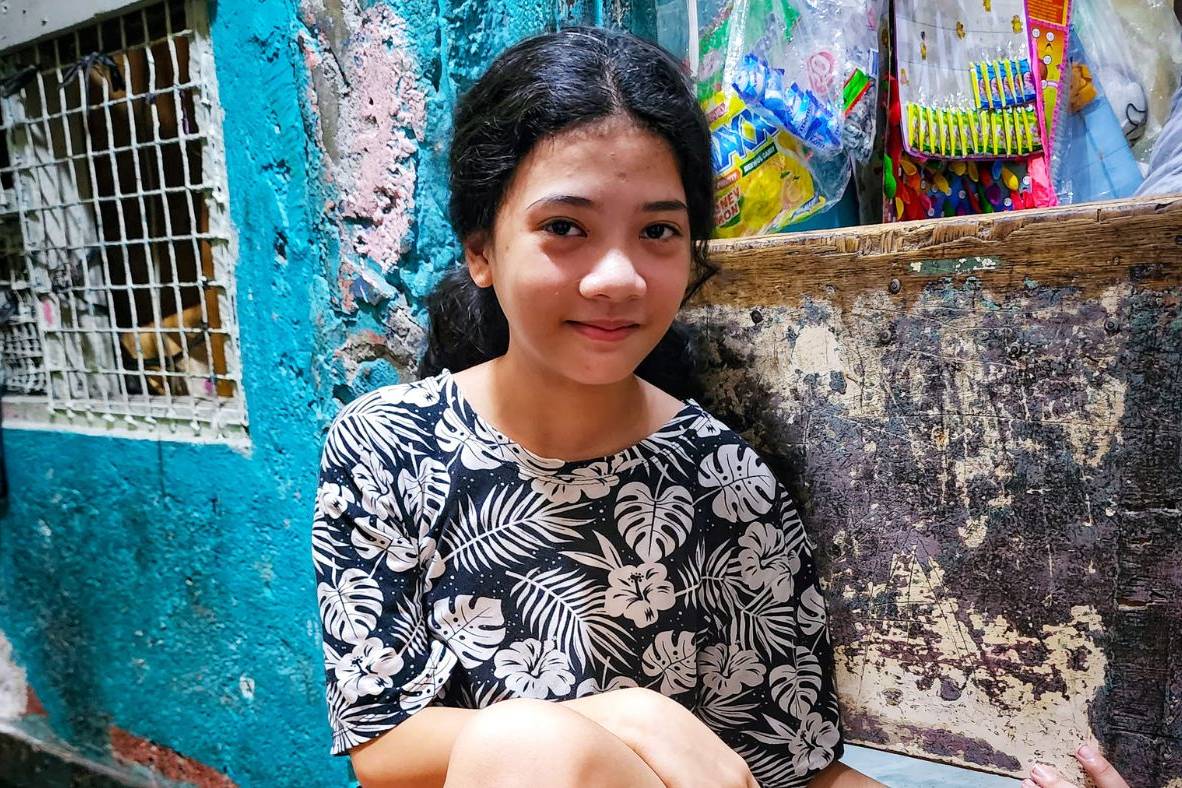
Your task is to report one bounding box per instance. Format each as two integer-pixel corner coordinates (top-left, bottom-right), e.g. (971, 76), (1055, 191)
(567, 321), (640, 341)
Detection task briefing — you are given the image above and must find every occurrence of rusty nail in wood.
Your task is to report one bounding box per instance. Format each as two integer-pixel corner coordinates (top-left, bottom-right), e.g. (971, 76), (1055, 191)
(888, 278), (902, 294)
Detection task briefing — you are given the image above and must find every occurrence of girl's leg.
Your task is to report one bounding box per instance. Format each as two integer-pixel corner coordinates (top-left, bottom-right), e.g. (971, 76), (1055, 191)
(443, 698), (665, 788)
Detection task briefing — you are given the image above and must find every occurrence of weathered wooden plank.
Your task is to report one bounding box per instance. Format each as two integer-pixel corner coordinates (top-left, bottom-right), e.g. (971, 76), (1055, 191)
(686, 195), (1182, 784)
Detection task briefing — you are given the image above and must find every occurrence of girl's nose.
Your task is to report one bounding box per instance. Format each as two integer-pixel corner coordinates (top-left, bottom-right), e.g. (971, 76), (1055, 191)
(579, 248), (645, 300)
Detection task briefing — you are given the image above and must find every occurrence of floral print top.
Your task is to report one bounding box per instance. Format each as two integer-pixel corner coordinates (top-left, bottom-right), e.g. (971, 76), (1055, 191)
(312, 368), (844, 786)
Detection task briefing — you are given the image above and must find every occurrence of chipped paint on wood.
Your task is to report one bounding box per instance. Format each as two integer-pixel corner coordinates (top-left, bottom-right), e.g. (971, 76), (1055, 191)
(687, 196), (1182, 784)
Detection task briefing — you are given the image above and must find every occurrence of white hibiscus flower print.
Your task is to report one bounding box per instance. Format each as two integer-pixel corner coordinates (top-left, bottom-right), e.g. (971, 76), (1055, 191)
(381, 379), (441, 407)
(604, 563), (676, 627)
(352, 449), (400, 522)
(789, 711), (841, 775)
(526, 461), (618, 504)
(335, 637), (405, 703)
(699, 644), (766, 697)
(493, 638), (576, 699)
(737, 521), (801, 601)
(317, 482), (355, 519)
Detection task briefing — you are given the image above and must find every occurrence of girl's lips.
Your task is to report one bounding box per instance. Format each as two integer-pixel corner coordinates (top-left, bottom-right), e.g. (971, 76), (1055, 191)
(567, 321), (640, 342)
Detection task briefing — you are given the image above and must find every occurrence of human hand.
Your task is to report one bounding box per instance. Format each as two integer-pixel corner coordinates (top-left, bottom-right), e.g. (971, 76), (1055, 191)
(563, 686), (759, 788)
(1023, 744), (1129, 788)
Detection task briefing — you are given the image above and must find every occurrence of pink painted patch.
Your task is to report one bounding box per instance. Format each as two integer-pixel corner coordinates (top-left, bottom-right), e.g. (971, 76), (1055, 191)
(302, 3), (426, 272)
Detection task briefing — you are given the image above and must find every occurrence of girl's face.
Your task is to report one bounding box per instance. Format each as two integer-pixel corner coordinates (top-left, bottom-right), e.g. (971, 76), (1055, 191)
(463, 114), (693, 387)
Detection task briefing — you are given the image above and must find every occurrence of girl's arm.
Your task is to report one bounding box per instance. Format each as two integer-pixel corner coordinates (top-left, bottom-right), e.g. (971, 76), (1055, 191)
(349, 706), (474, 788)
(809, 761), (885, 787)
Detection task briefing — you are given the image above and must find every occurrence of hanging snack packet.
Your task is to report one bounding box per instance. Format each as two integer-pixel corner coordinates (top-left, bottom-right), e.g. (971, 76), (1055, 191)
(695, 0), (824, 236)
(704, 88), (824, 237)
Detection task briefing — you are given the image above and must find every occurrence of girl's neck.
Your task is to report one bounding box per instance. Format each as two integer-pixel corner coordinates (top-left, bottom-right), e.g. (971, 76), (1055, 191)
(454, 353), (682, 462)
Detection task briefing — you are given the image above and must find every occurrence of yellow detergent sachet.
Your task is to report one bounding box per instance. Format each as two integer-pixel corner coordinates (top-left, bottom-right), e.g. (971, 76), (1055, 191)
(703, 90), (823, 238)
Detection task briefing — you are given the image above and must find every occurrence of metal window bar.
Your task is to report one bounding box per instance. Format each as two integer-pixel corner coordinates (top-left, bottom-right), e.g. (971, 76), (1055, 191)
(0, 0), (247, 441)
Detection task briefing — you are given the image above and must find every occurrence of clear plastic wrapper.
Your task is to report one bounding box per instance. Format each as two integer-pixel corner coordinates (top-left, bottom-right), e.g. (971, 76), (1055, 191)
(1050, 7), (1144, 203)
(658, 0), (885, 236)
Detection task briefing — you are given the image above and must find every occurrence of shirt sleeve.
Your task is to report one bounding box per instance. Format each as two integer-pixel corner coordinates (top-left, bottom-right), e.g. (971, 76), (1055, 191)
(312, 401), (457, 756)
(695, 444), (844, 787)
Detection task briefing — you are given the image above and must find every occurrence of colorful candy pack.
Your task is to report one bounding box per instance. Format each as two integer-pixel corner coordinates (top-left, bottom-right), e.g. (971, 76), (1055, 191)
(883, 0), (1073, 220)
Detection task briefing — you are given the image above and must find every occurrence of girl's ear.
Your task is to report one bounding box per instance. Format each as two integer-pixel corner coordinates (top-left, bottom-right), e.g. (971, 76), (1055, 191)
(462, 230), (494, 288)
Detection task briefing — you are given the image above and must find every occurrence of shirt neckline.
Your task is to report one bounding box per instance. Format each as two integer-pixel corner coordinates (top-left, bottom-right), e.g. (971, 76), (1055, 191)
(439, 367), (701, 468)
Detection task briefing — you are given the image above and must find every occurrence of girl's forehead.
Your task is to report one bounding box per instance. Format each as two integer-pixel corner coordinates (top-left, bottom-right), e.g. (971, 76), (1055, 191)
(510, 120), (683, 196)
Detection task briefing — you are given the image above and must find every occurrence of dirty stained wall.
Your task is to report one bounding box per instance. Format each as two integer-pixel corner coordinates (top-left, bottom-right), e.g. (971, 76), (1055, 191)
(0, 0), (594, 784)
(686, 201), (1182, 785)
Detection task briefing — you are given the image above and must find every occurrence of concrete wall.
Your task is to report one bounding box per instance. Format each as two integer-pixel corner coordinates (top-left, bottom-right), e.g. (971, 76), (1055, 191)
(0, 0), (583, 784)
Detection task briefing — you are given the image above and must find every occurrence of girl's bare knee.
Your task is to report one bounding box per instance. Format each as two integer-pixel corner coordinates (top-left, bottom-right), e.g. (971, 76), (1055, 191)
(445, 698), (640, 788)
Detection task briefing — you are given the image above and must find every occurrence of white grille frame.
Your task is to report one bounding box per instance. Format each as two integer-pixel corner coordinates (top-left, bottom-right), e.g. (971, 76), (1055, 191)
(0, 0), (248, 445)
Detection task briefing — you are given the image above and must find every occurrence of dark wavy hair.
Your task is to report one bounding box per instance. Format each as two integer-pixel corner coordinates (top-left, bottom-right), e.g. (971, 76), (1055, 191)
(417, 25), (718, 401)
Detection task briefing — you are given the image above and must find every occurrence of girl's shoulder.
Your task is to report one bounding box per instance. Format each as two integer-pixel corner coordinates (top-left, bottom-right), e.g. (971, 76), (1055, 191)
(324, 371), (449, 452)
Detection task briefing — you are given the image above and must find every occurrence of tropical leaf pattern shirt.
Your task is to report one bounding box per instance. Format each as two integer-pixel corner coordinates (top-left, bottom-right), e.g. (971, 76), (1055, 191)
(312, 368), (844, 786)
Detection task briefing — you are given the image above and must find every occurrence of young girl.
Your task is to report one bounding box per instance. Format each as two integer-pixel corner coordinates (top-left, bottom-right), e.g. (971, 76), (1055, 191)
(313, 24), (863, 788)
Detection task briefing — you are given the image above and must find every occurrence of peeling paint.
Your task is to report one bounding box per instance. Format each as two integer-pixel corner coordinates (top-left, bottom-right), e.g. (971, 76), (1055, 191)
(686, 263), (1182, 783)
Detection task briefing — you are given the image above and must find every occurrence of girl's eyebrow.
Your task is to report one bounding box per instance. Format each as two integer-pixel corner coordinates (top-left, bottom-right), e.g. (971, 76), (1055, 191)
(527, 195), (688, 213)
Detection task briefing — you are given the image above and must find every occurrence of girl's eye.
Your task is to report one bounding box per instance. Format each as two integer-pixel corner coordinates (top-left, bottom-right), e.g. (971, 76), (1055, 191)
(643, 223), (681, 241)
(542, 219), (585, 237)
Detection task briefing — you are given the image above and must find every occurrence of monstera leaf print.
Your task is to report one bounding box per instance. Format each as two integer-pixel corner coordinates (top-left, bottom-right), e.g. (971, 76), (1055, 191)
(443, 485), (588, 573)
(697, 444), (777, 522)
(641, 630), (697, 696)
(429, 594), (506, 669)
(319, 567), (383, 645)
(434, 407), (517, 470)
(508, 566), (634, 672)
(615, 481), (694, 562)
(350, 516), (419, 573)
(399, 456), (449, 534)
(770, 646), (823, 720)
(797, 586), (827, 638)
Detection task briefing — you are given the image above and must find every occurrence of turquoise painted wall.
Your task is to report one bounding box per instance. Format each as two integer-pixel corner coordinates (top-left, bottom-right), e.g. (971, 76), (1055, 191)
(0, 0), (581, 784)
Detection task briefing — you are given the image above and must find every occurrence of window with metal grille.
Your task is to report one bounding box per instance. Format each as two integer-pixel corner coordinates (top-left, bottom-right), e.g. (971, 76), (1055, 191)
(0, 0), (246, 443)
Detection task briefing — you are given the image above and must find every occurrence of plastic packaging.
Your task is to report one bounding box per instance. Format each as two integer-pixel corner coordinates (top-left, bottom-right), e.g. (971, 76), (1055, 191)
(1098, 0), (1182, 163)
(1050, 19), (1144, 203)
(661, 0), (887, 236)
